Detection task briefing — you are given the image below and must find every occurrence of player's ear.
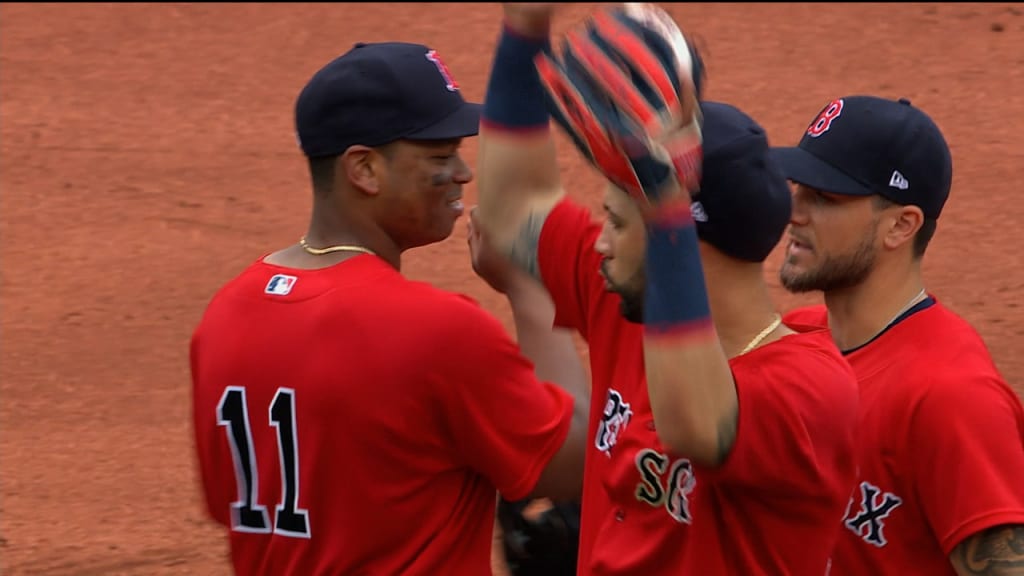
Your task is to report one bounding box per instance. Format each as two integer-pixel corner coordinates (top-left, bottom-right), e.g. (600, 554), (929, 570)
(882, 204), (923, 252)
(340, 145), (383, 196)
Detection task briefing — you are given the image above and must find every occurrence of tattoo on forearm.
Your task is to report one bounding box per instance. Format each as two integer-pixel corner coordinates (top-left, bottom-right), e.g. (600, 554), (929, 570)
(715, 405), (738, 464)
(507, 210), (546, 280)
(953, 525), (1024, 575)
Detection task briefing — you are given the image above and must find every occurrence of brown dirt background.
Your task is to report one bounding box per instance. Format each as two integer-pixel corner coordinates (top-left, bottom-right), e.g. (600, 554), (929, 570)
(1, 3), (1022, 575)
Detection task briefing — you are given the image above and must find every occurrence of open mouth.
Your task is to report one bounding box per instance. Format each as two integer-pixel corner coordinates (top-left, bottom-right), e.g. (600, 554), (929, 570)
(787, 236), (812, 256)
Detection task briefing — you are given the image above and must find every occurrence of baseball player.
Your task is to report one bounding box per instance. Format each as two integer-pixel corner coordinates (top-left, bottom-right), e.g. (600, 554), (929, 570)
(189, 41), (590, 575)
(471, 4), (860, 574)
(775, 95), (1024, 575)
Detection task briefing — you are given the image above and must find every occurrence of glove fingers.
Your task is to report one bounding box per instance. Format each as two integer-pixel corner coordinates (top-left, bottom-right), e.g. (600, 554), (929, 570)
(564, 27), (666, 136)
(662, 119), (704, 193)
(589, 9), (686, 129)
(535, 3), (705, 204)
(536, 49), (646, 200)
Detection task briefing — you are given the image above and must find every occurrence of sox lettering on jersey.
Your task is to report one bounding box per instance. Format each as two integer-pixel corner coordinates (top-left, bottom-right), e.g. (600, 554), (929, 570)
(634, 449), (697, 524)
(844, 480), (903, 547)
(596, 388), (633, 455)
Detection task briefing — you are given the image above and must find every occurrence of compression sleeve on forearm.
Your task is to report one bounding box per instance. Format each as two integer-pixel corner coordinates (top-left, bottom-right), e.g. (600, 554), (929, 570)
(481, 23), (552, 132)
(643, 203), (714, 337)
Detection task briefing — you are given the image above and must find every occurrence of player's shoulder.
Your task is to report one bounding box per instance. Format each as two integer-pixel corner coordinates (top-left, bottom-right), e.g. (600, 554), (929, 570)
(195, 256), (272, 315)
(880, 300), (1018, 407)
(744, 324), (858, 399)
(770, 328), (853, 378)
(896, 301), (1001, 379)
(913, 300), (994, 353)
(394, 277), (511, 336)
(400, 277), (487, 313)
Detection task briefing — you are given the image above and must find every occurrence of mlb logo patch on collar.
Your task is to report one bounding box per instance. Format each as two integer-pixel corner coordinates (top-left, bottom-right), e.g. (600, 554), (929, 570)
(265, 274), (297, 296)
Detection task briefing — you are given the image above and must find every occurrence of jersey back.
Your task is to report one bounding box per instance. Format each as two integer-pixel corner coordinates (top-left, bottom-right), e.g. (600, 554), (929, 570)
(191, 255), (574, 575)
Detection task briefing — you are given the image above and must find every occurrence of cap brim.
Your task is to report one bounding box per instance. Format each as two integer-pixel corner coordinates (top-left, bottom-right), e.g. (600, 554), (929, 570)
(406, 101), (481, 141)
(770, 146), (874, 196)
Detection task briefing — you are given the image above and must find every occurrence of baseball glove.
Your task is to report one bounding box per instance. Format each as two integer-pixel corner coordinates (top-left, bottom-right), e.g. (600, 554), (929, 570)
(535, 2), (705, 206)
(497, 497), (581, 576)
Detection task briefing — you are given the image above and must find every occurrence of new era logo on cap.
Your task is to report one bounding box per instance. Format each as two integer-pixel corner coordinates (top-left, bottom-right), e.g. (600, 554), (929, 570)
(690, 201), (709, 222)
(889, 170), (909, 190)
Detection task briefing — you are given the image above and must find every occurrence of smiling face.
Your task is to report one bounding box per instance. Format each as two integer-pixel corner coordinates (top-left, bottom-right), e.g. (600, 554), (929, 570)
(779, 183), (884, 293)
(374, 138), (472, 250)
(594, 184), (648, 323)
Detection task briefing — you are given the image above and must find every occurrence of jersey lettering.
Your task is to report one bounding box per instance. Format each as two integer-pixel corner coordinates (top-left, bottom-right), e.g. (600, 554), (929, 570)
(634, 449), (697, 524)
(806, 99), (844, 138)
(844, 480), (902, 547)
(217, 386), (311, 538)
(596, 389), (633, 454)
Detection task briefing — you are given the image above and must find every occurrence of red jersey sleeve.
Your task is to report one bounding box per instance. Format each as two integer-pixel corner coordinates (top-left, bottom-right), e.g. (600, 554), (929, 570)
(909, 369), (1024, 554)
(190, 327), (229, 527)
(537, 198), (606, 337)
(709, 332), (859, 494)
(437, 296), (575, 502)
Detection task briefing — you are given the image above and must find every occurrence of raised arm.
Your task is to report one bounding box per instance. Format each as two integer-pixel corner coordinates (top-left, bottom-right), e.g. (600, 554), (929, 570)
(640, 198), (738, 467)
(468, 207), (589, 500)
(517, 2), (741, 466)
(476, 3), (566, 279)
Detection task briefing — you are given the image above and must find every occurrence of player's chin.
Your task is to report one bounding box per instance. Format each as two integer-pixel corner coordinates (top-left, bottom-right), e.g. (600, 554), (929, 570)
(778, 264), (819, 294)
(425, 215), (459, 245)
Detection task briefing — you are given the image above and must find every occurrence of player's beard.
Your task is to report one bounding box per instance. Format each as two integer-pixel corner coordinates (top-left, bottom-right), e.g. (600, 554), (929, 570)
(780, 228), (878, 294)
(601, 260), (646, 324)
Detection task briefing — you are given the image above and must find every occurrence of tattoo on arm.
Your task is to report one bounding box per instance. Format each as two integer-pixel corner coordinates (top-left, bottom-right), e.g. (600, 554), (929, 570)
(952, 525), (1024, 576)
(714, 404), (739, 465)
(507, 209), (547, 281)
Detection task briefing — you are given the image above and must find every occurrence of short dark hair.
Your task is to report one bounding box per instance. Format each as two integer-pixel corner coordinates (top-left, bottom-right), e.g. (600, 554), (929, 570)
(872, 195), (936, 258)
(308, 155), (336, 196)
(306, 143), (399, 196)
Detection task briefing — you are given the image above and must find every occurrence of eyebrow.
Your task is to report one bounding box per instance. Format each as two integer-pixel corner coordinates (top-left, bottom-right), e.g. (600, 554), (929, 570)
(603, 202), (623, 222)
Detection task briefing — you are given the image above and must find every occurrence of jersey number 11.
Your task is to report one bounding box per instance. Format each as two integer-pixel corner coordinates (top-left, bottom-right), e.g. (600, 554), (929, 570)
(217, 386), (311, 538)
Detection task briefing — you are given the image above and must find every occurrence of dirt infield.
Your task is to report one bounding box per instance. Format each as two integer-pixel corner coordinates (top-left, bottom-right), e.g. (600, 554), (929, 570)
(1, 3), (1021, 575)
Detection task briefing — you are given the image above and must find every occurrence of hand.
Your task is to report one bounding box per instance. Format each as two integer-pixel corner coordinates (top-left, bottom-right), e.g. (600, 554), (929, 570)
(467, 206), (532, 296)
(502, 3), (560, 36)
(534, 3), (703, 209)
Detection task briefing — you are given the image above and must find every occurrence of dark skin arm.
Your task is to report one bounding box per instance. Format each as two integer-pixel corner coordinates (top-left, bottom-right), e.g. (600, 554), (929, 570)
(952, 525), (1024, 576)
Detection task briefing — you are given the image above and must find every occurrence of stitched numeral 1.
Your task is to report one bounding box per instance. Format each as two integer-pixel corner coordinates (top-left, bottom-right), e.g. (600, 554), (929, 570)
(217, 386), (311, 538)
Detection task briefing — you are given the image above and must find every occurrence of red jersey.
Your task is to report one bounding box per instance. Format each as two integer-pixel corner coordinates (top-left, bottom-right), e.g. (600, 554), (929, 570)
(191, 255), (574, 576)
(537, 200), (860, 575)
(786, 303), (1024, 575)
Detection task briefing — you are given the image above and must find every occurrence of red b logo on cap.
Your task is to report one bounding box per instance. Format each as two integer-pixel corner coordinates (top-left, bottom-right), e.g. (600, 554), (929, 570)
(807, 99), (844, 138)
(425, 50), (459, 92)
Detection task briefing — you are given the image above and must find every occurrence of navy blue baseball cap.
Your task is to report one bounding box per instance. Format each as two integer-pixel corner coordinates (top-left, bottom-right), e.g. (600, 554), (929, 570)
(771, 95), (952, 219)
(692, 101), (792, 263)
(295, 42), (481, 158)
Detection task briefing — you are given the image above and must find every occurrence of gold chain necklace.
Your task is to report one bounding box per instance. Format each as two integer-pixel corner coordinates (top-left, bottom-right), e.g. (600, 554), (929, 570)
(299, 236), (376, 257)
(740, 314), (782, 356)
